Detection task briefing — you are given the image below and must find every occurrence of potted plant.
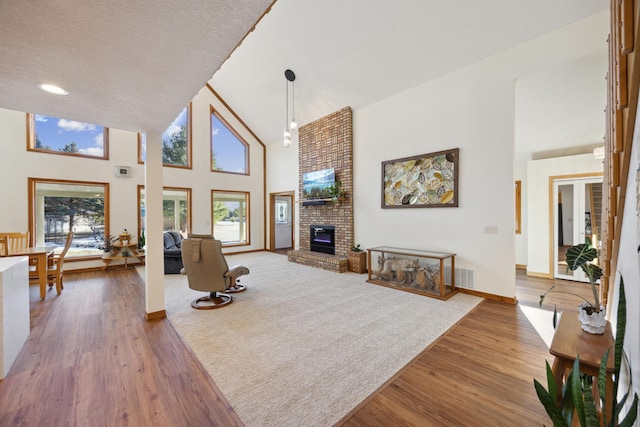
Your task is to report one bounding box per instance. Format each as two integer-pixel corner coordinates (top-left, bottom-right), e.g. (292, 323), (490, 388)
(102, 235), (118, 254)
(328, 179), (346, 203)
(539, 241), (605, 334)
(534, 277), (638, 426)
(349, 243), (367, 273)
(138, 229), (146, 252)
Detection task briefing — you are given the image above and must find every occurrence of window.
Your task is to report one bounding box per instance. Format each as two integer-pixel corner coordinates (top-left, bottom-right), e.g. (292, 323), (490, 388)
(137, 104), (192, 168)
(27, 113), (109, 159)
(210, 107), (249, 174)
(138, 186), (191, 237)
(29, 178), (109, 258)
(211, 190), (249, 246)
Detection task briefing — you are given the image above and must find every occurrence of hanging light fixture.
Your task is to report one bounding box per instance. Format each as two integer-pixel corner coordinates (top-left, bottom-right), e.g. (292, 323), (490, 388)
(283, 69), (296, 147)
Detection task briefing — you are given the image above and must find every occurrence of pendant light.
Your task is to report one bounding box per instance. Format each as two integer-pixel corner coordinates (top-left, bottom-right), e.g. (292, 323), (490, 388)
(284, 69), (296, 147)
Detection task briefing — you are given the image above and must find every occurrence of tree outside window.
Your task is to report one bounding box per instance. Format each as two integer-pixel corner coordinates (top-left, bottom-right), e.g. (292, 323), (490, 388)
(27, 113), (109, 159)
(137, 104), (192, 168)
(138, 186), (191, 237)
(29, 179), (109, 257)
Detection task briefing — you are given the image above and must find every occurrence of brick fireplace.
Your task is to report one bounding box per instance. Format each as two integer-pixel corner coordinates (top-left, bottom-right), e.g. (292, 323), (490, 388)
(288, 107), (353, 272)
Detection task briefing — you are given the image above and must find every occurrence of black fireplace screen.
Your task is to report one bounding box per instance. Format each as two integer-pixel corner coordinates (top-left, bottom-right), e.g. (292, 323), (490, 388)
(310, 225), (335, 255)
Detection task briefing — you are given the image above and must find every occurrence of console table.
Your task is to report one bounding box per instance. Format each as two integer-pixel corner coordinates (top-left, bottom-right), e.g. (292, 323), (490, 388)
(367, 246), (456, 300)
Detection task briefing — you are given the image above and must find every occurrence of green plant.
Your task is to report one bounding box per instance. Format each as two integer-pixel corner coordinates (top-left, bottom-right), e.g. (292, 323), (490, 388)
(351, 244), (361, 252)
(539, 241), (603, 326)
(102, 235), (118, 252)
(328, 179), (346, 202)
(138, 229), (146, 250)
(534, 277), (638, 426)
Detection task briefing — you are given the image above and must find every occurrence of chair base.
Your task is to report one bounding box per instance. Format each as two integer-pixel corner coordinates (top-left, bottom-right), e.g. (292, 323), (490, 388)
(225, 283), (246, 293)
(191, 292), (232, 309)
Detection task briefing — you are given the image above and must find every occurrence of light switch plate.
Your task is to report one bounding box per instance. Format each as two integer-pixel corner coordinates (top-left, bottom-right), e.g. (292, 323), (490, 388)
(484, 226), (498, 234)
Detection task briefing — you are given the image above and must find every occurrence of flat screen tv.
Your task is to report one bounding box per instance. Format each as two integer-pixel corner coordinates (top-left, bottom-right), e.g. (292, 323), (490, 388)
(302, 168), (335, 200)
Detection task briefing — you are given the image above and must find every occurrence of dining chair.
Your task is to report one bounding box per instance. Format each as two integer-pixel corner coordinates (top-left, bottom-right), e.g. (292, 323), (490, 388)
(0, 232), (30, 255)
(0, 235), (7, 256)
(29, 231), (74, 295)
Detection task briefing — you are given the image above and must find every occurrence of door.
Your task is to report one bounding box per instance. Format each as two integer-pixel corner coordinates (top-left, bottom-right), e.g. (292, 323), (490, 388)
(553, 176), (603, 282)
(271, 193), (294, 250)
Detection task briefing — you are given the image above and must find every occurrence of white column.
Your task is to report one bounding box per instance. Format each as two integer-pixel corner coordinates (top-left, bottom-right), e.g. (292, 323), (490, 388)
(144, 131), (165, 318)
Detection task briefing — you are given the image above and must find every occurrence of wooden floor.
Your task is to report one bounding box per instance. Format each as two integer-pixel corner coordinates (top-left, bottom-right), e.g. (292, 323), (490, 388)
(0, 269), (241, 426)
(0, 267), (593, 426)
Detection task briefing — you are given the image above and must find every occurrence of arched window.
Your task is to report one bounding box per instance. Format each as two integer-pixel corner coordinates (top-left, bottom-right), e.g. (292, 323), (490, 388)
(138, 104), (192, 168)
(210, 106), (249, 175)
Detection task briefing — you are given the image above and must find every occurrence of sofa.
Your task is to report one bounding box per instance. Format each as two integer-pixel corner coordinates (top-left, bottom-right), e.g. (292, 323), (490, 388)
(163, 231), (184, 274)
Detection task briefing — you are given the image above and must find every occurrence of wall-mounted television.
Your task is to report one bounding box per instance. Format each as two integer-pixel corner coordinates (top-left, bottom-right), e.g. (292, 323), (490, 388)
(302, 168), (335, 200)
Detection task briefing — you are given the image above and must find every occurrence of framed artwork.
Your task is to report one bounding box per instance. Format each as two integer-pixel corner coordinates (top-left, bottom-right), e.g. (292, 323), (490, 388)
(276, 200), (288, 223)
(381, 148), (459, 208)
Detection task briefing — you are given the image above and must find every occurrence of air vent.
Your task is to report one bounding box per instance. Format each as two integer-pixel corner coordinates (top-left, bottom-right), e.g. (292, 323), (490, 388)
(455, 268), (474, 289)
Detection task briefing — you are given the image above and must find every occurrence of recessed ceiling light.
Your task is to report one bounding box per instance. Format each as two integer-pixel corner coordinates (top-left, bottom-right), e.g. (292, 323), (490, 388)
(39, 84), (69, 95)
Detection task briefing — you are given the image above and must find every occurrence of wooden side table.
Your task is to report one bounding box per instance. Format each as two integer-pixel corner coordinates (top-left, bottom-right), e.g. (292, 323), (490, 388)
(549, 312), (615, 412)
(348, 251), (367, 273)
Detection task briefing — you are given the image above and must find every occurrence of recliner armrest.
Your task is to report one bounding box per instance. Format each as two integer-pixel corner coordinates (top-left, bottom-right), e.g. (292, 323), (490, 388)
(225, 265), (250, 277)
(164, 248), (183, 257)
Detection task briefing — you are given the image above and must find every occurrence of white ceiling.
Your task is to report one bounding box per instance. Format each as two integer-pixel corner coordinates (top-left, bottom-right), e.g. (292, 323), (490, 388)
(0, 0), (273, 133)
(211, 0), (608, 145)
(0, 0), (607, 144)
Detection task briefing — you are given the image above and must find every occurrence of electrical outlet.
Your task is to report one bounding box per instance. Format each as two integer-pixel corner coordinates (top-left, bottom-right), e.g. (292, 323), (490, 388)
(484, 226), (498, 234)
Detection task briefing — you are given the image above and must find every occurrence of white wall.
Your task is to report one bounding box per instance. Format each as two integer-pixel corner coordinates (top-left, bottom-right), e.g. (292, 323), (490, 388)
(0, 87), (265, 271)
(514, 51), (607, 267)
(354, 62), (519, 298)
(526, 154), (603, 276)
(266, 11), (609, 299)
(265, 137), (299, 249)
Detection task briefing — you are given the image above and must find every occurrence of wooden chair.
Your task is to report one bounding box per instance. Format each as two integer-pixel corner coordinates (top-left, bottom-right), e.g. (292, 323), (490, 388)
(0, 235), (7, 256)
(0, 232), (30, 255)
(29, 232), (74, 295)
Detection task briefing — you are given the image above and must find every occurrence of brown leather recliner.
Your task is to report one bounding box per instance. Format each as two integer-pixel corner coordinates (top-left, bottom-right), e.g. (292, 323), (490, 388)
(181, 238), (249, 309)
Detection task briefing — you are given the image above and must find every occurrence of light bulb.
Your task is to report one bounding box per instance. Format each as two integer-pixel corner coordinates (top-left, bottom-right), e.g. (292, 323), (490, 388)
(289, 118), (297, 131)
(283, 129), (291, 147)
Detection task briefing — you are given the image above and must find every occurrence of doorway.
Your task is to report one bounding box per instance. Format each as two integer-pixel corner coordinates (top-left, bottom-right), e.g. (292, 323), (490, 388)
(552, 175), (603, 282)
(270, 191), (294, 253)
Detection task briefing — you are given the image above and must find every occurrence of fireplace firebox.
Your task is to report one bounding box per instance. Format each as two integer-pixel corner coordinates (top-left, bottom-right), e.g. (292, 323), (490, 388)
(310, 225), (335, 255)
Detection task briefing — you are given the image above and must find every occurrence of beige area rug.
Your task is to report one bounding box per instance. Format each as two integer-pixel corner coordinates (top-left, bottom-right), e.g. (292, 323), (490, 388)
(161, 252), (482, 427)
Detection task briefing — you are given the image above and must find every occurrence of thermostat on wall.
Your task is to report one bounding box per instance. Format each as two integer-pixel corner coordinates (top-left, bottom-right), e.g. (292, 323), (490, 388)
(114, 166), (132, 177)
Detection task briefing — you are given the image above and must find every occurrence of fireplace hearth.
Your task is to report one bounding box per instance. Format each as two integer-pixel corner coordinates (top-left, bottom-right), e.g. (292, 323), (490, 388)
(310, 225), (335, 255)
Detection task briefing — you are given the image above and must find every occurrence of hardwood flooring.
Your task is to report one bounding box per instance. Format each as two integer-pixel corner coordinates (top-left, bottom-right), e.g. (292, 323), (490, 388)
(0, 267), (593, 426)
(0, 269), (241, 426)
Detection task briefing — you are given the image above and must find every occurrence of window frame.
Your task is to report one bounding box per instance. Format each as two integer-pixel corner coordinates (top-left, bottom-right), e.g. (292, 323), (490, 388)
(211, 189), (250, 247)
(28, 177), (110, 261)
(26, 113), (110, 160)
(137, 185), (192, 237)
(210, 106), (250, 175)
(137, 103), (192, 169)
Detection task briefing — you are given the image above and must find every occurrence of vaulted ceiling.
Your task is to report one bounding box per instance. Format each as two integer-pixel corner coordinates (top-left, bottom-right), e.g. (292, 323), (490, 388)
(0, 0), (607, 146)
(0, 0), (274, 133)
